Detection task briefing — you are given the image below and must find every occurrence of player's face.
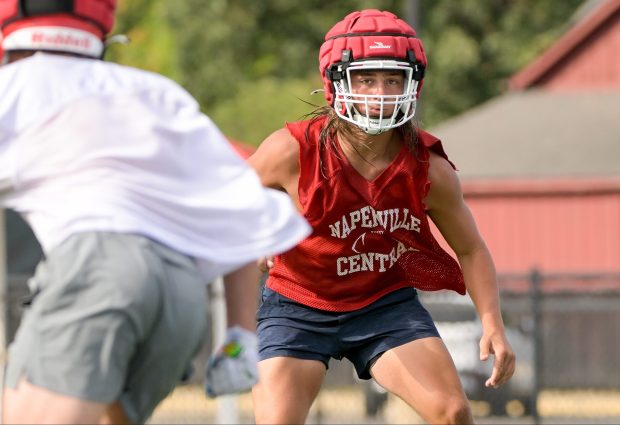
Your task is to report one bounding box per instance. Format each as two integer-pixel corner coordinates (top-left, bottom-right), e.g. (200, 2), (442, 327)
(349, 70), (406, 117)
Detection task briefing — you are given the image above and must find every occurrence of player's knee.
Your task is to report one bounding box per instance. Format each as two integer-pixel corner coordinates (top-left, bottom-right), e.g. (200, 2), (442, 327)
(434, 396), (473, 424)
(253, 386), (313, 425)
(254, 404), (309, 425)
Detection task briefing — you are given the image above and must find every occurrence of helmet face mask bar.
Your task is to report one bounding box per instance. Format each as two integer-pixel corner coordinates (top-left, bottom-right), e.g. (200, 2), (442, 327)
(333, 59), (419, 135)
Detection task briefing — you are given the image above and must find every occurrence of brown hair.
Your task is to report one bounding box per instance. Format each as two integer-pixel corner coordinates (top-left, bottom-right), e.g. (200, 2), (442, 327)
(303, 106), (421, 178)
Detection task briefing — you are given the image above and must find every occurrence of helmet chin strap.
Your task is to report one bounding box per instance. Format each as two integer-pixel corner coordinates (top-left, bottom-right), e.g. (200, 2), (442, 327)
(351, 112), (390, 135)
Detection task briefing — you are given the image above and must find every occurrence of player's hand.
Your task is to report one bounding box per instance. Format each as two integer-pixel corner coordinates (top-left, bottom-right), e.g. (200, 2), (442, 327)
(257, 256), (274, 273)
(479, 329), (516, 388)
(205, 326), (259, 398)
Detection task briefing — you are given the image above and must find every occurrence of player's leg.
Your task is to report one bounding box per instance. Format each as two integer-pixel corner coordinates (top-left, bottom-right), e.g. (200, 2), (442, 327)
(253, 286), (335, 424)
(342, 288), (473, 424)
(371, 337), (472, 424)
(3, 379), (115, 424)
(252, 356), (325, 424)
(100, 402), (131, 424)
(3, 381), (132, 425)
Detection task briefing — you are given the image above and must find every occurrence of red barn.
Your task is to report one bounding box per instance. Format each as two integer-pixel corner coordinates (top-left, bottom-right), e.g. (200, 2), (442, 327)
(427, 1), (620, 392)
(430, 0), (620, 282)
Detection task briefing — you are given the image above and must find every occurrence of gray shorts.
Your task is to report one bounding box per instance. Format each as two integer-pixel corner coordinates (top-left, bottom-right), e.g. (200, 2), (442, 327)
(5, 232), (208, 424)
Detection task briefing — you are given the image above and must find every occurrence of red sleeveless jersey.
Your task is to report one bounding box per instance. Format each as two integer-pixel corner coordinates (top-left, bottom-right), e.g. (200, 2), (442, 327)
(267, 116), (466, 311)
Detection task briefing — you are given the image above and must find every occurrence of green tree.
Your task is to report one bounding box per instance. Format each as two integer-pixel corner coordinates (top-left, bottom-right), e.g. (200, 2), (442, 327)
(165, 0), (398, 108)
(107, 0), (180, 80)
(111, 0), (585, 143)
(419, 0), (583, 125)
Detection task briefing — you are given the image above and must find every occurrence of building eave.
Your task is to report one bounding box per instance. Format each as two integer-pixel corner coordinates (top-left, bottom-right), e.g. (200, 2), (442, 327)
(509, 0), (620, 90)
(462, 176), (620, 198)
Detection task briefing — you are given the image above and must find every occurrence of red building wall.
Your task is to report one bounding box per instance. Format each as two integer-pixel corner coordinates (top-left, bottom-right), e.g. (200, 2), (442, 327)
(467, 192), (620, 273)
(432, 179), (620, 275)
(538, 9), (620, 90)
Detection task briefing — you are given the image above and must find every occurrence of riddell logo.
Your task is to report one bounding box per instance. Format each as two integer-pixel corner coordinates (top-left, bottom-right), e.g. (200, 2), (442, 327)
(31, 31), (91, 49)
(368, 41), (391, 50)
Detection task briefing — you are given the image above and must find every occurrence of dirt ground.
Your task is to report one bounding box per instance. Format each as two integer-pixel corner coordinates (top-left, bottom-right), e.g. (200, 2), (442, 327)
(148, 385), (620, 424)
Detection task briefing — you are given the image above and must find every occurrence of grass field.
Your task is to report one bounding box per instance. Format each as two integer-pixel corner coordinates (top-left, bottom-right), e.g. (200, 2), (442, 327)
(148, 385), (620, 424)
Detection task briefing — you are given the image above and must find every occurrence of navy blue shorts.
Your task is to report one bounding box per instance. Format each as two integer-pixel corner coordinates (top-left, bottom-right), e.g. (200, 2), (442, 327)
(256, 286), (440, 379)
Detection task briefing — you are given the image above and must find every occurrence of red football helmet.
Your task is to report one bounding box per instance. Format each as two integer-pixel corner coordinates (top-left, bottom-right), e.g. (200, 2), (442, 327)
(319, 9), (427, 134)
(0, 0), (116, 59)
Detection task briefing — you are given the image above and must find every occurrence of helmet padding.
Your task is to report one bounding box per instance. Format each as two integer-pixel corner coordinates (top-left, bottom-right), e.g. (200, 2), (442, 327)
(0, 0), (116, 58)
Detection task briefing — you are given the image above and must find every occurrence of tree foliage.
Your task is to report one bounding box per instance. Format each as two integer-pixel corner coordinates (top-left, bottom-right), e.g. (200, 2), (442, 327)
(163, 0), (398, 109)
(107, 0), (180, 80)
(418, 0), (583, 125)
(112, 0), (584, 143)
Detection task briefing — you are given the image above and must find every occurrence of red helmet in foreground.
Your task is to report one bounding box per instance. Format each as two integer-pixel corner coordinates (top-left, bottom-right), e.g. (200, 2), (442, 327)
(0, 0), (116, 59)
(319, 9), (427, 134)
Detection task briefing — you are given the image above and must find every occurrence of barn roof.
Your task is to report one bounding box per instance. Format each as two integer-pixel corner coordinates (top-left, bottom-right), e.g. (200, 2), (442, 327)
(430, 0), (620, 181)
(431, 89), (620, 179)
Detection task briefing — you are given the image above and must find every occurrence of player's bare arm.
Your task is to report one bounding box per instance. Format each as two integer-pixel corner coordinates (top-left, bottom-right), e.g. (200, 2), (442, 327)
(248, 128), (301, 208)
(248, 128), (302, 272)
(425, 151), (516, 388)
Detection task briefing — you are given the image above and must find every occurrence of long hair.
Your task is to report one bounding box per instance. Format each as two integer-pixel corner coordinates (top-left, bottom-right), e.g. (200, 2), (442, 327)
(303, 106), (421, 178)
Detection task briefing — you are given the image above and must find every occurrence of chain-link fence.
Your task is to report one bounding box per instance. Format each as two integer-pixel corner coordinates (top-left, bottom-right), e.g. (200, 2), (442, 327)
(148, 271), (620, 424)
(4, 269), (620, 424)
(421, 271), (620, 424)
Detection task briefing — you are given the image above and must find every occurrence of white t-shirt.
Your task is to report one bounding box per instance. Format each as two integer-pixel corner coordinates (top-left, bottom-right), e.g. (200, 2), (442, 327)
(0, 53), (310, 280)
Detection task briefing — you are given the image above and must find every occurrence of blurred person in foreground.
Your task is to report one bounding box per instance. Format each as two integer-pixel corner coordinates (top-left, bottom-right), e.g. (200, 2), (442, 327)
(248, 9), (515, 425)
(0, 0), (310, 423)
